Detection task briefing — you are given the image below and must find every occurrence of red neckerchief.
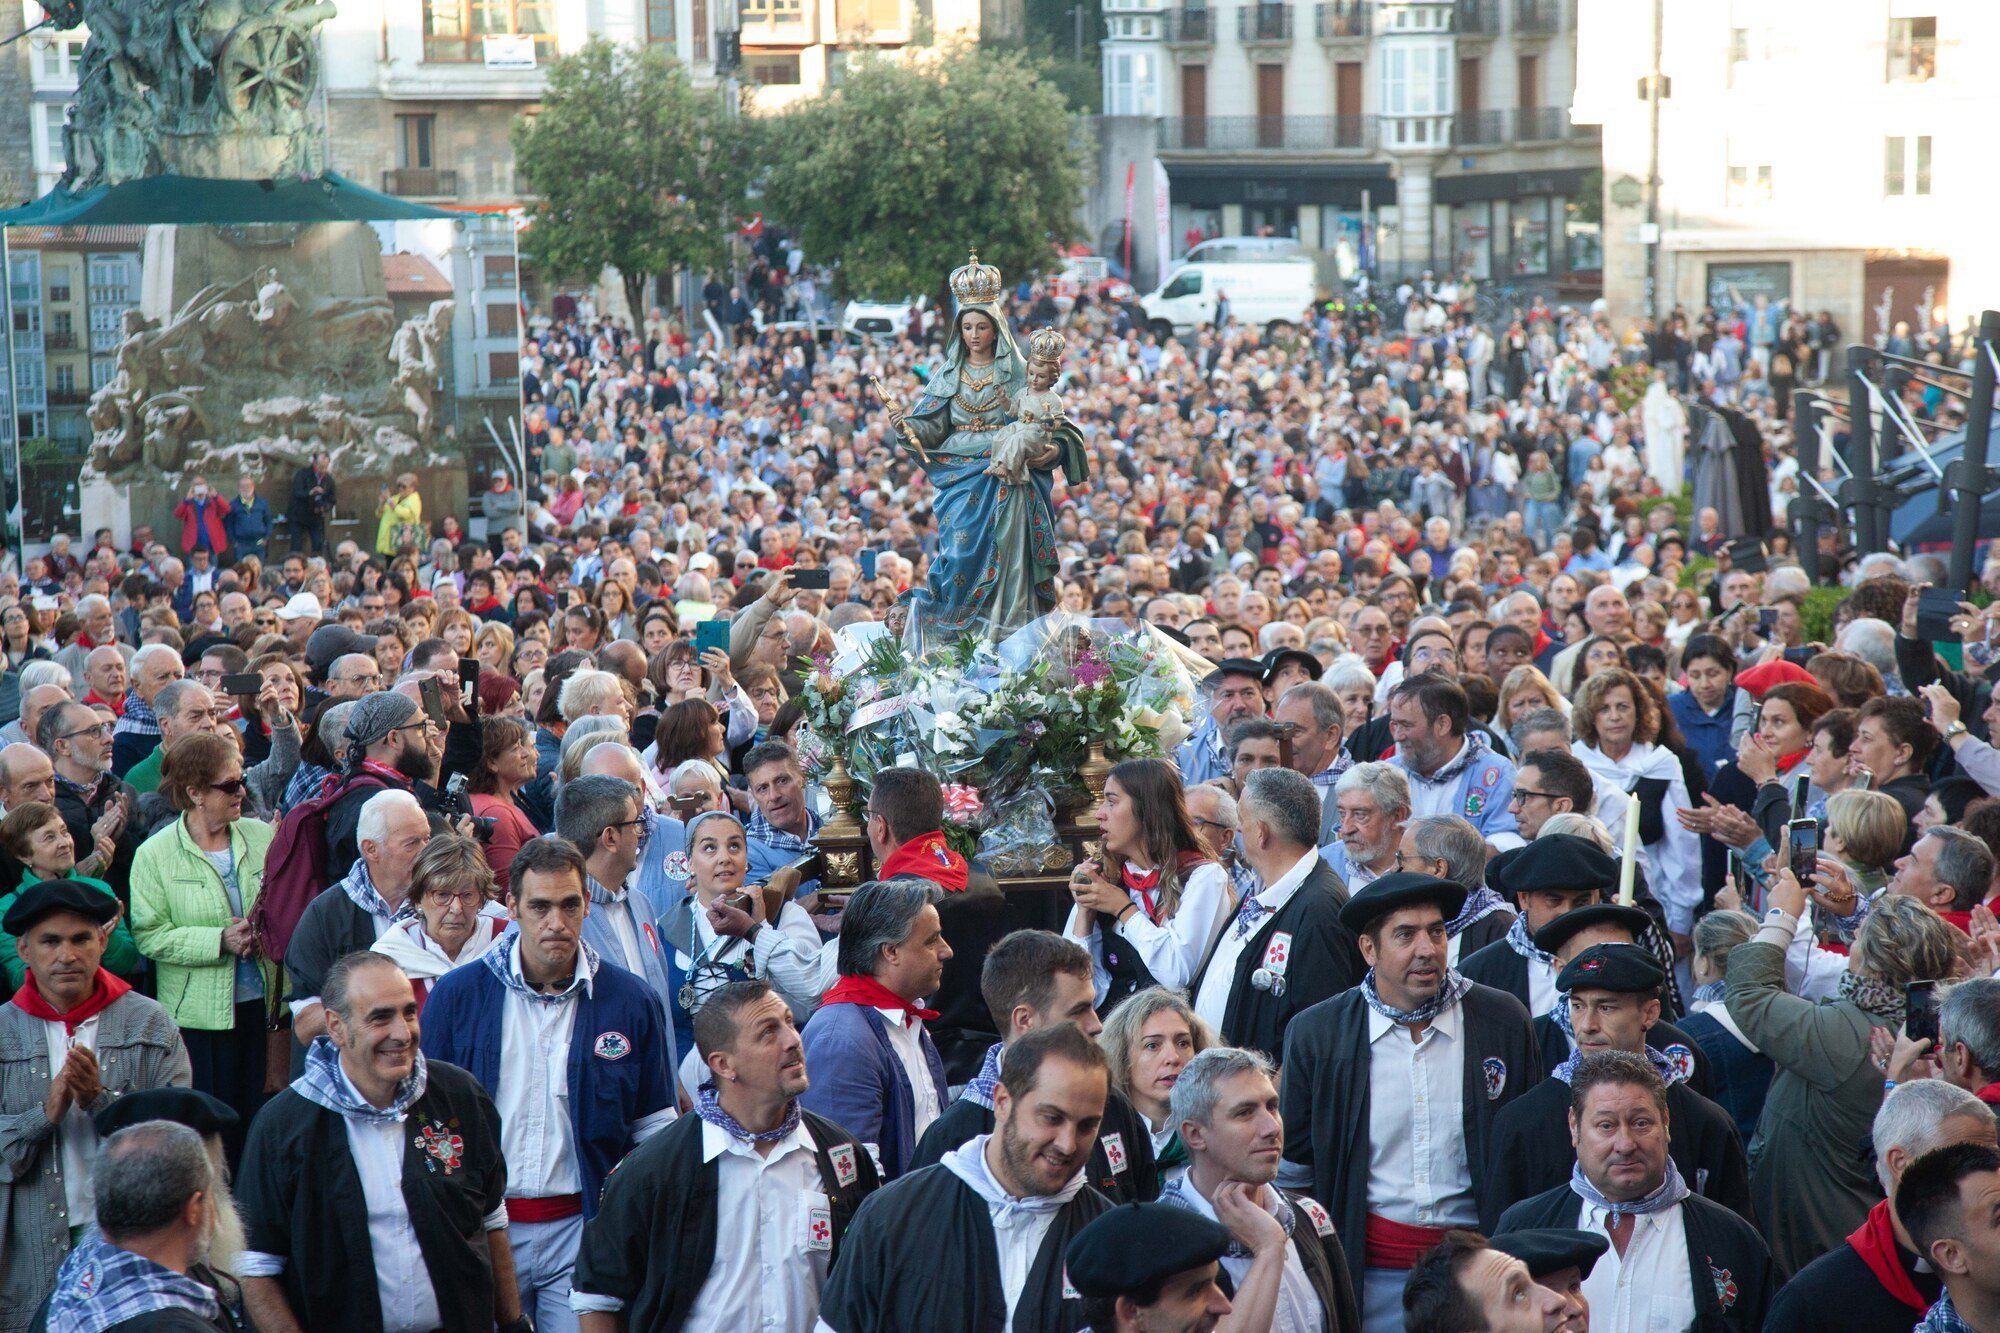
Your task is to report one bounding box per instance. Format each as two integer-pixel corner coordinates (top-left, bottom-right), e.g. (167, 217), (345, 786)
(877, 832), (968, 892)
(1845, 1199), (1927, 1312)
(355, 759), (411, 787)
(1120, 851), (1210, 923)
(1976, 1083), (2000, 1106)
(819, 974), (939, 1026)
(83, 690), (125, 718)
(12, 969), (131, 1034)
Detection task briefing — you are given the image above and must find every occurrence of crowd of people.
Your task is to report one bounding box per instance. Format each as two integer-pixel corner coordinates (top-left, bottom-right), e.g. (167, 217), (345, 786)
(7, 267), (2000, 1333)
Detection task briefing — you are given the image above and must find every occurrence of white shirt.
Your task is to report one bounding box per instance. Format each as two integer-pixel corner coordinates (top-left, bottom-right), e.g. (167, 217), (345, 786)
(1180, 1182), (1324, 1333)
(1527, 953), (1560, 1018)
(497, 947), (590, 1198)
(596, 884), (648, 978)
(1364, 1002), (1476, 1226)
(42, 1016), (99, 1222)
(1194, 848), (1319, 1034)
(876, 1008), (941, 1146)
(1578, 1198), (1697, 1333)
(1067, 861), (1232, 1003)
(575, 1117), (829, 1328)
(341, 1069), (444, 1333)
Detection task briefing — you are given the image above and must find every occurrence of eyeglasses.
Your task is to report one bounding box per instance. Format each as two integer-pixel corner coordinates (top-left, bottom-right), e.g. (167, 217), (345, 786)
(1508, 787), (1562, 805)
(209, 778), (247, 796)
(60, 722), (115, 741)
(1190, 816), (1235, 835)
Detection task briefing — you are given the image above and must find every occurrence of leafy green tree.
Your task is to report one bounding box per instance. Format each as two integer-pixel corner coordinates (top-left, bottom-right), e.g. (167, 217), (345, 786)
(760, 47), (1089, 300)
(512, 40), (749, 319)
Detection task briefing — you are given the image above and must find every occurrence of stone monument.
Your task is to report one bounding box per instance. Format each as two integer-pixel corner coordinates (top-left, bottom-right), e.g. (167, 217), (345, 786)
(52, 0), (335, 189)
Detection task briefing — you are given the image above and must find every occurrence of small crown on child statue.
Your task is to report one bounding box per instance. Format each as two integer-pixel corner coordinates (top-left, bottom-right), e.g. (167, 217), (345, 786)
(1028, 327), (1064, 364)
(949, 250), (1004, 305)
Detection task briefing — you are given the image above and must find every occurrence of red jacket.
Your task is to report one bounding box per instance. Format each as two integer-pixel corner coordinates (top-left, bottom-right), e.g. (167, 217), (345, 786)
(172, 497), (230, 557)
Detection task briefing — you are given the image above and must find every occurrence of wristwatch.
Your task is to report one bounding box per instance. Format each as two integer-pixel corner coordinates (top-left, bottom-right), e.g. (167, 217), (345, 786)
(1943, 721), (1970, 743)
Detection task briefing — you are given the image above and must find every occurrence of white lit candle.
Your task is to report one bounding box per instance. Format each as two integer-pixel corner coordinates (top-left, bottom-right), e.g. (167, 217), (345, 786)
(1618, 790), (1641, 906)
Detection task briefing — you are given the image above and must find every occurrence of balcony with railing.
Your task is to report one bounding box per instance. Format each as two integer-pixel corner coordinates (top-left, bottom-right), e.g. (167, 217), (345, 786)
(383, 168), (461, 198)
(1314, 0), (1367, 39)
(1159, 114), (1374, 152)
(1162, 7), (1214, 43)
(1237, 2), (1291, 43)
(46, 388), (88, 406)
(42, 331), (75, 350)
(1454, 0), (1498, 36)
(1516, 105), (1571, 140)
(1513, 0), (1558, 35)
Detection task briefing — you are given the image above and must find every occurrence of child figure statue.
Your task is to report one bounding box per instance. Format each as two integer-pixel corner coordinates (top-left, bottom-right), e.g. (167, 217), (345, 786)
(986, 326), (1065, 482)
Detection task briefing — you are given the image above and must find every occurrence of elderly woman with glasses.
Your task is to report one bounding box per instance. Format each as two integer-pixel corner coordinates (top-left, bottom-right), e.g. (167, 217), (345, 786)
(0, 800), (141, 988)
(371, 834), (508, 1010)
(130, 732), (278, 1133)
(665, 808), (825, 1096)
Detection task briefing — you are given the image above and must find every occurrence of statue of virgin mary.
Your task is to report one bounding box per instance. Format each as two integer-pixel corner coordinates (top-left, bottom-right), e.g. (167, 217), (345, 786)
(893, 251), (1085, 641)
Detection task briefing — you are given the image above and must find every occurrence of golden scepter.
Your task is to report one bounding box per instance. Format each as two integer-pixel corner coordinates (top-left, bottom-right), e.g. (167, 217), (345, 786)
(871, 372), (929, 463)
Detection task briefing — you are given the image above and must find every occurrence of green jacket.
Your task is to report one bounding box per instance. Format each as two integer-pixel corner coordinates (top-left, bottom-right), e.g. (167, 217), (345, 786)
(124, 743), (164, 795)
(130, 815), (277, 1031)
(0, 870), (141, 990)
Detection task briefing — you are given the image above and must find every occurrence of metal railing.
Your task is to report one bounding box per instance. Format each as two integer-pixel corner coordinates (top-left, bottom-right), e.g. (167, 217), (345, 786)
(1455, 0), (1499, 35)
(1314, 0), (1367, 38)
(1453, 109), (1507, 145)
(1513, 0), (1558, 34)
(42, 331), (75, 350)
(1159, 114), (1373, 151)
(382, 167), (460, 197)
(1237, 2), (1290, 42)
(1516, 105), (1570, 140)
(1161, 7), (1214, 42)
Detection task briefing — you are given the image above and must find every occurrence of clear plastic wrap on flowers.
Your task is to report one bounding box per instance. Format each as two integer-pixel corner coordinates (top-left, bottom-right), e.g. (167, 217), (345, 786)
(978, 788), (1063, 877)
(799, 608), (1203, 828)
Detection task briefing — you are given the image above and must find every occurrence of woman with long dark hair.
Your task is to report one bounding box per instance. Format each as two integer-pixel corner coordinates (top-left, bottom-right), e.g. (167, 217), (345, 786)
(466, 717), (542, 892)
(1062, 757), (1231, 1010)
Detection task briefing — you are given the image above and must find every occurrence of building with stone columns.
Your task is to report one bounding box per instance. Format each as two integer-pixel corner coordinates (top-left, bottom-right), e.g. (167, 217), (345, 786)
(1093, 0), (1601, 291)
(1575, 0), (1993, 346)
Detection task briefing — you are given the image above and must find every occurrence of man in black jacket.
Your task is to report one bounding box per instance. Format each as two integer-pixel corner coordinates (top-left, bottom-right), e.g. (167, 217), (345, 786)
(286, 452), (334, 557)
(911, 930), (1159, 1204)
(571, 979), (880, 1331)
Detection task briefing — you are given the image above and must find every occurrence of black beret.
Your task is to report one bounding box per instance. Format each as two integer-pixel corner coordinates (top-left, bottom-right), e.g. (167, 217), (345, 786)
(1489, 1228), (1609, 1282)
(1339, 871), (1468, 935)
(1207, 657), (1268, 686)
(2, 880), (119, 937)
(93, 1087), (240, 1140)
(1065, 1202), (1229, 1299)
(1262, 646), (1323, 685)
(1487, 834), (1619, 900)
(1532, 903), (1654, 957)
(1555, 942), (1665, 995)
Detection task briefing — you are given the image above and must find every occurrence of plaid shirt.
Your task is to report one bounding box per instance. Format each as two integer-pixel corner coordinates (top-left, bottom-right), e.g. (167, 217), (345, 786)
(746, 805), (821, 854)
(45, 1235), (222, 1333)
(1919, 1292), (1977, 1333)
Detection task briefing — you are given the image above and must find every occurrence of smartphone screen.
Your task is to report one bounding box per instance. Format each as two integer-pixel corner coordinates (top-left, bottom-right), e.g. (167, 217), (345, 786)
(1787, 817), (1821, 886)
(694, 619), (730, 656)
(1907, 980), (1941, 1045)
(459, 657), (480, 711)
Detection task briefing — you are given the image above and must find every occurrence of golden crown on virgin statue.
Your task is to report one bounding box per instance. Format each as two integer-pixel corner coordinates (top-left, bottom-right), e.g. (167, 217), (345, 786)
(949, 250), (1004, 306)
(1027, 327), (1065, 365)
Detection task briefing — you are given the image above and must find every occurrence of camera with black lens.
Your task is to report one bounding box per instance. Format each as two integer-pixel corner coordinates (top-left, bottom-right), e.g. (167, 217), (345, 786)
(443, 772), (498, 843)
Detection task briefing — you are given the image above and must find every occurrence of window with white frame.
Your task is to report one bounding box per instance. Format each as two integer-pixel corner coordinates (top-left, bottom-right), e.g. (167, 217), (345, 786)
(1381, 40), (1450, 116)
(1105, 49), (1158, 115)
(36, 35), (87, 81)
(1884, 135), (1932, 196)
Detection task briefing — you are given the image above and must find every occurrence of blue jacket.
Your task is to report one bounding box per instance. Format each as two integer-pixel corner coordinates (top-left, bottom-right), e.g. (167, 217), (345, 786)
(1394, 734), (1523, 849)
(225, 494), (275, 552)
(580, 876), (678, 1047)
(1669, 687), (1738, 782)
(420, 950), (675, 1218)
(799, 1001), (946, 1181)
(1175, 718), (1232, 786)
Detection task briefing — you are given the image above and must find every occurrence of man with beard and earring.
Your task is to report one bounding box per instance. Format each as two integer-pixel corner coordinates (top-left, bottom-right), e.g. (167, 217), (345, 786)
(284, 790), (432, 1072)
(1159, 1047), (1361, 1332)
(42, 1122), (235, 1333)
(912, 930), (1158, 1204)
(1274, 872), (1538, 1331)
(1480, 944), (1749, 1231)
(1494, 1051), (1773, 1333)
(570, 980), (881, 1330)
(237, 952), (526, 1333)
(421, 837), (677, 1333)
(0, 881), (192, 1323)
(814, 1023), (1116, 1333)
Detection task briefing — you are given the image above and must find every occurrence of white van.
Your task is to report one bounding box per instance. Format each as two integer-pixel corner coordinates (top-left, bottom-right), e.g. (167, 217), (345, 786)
(1182, 236), (1306, 265)
(1140, 260), (1317, 339)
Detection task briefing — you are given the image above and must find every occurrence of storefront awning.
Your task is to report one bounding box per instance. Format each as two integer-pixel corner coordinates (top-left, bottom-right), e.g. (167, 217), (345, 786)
(1164, 163), (1397, 210)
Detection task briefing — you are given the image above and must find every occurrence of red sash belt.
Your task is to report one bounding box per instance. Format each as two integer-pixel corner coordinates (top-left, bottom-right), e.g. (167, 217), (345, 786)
(506, 1194), (583, 1224)
(1364, 1213), (1452, 1270)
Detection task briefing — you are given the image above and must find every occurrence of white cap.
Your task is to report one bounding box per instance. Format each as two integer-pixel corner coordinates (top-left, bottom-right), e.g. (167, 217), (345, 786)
(278, 592), (322, 621)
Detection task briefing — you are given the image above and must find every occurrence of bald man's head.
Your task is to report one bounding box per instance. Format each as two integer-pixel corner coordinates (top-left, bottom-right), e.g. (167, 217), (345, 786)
(578, 742), (647, 790)
(0, 742), (54, 810)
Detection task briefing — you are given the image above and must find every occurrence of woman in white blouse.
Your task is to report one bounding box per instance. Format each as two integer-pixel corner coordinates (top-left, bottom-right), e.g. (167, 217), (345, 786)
(667, 809), (826, 1095)
(1064, 758), (1232, 1013)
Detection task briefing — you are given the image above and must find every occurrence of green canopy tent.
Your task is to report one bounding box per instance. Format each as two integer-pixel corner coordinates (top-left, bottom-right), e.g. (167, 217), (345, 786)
(0, 172), (463, 226)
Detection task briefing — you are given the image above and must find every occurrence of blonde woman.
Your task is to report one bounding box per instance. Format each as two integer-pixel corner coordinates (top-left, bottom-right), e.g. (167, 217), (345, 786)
(1497, 664), (1568, 734)
(1097, 986), (1216, 1182)
(473, 621), (516, 677)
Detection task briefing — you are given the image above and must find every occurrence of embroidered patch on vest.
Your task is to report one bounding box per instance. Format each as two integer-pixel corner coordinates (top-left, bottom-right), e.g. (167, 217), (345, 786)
(1709, 1259), (1738, 1310)
(417, 1122), (464, 1174)
(1262, 932), (1293, 975)
(1482, 1056), (1507, 1101)
(830, 1144), (859, 1187)
(593, 1031), (631, 1061)
(1664, 1043), (1695, 1084)
(1101, 1132), (1128, 1174)
(1296, 1196), (1335, 1237)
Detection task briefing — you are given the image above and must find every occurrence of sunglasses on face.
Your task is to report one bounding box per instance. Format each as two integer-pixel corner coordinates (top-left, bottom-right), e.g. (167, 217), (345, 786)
(210, 778), (247, 796)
